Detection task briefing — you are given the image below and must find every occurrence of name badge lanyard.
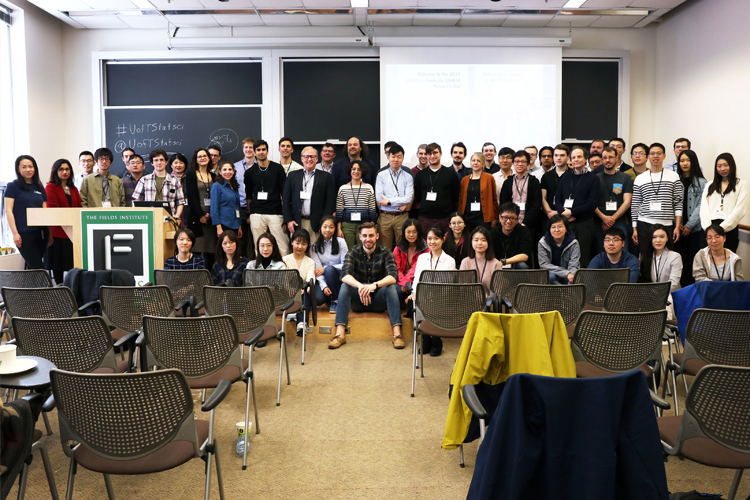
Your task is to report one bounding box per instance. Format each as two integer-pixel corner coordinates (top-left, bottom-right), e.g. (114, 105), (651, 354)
(711, 250), (728, 281)
(475, 257), (489, 283)
(303, 171), (315, 193)
(720, 191), (725, 211)
(428, 168), (442, 196)
(513, 175), (529, 205)
(567, 174), (585, 204)
(653, 253), (663, 282)
(351, 182), (363, 218)
(257, 164), (269, 198)
(468, 177), (481, 203)
(430, 252), (441, 270)
(649, 169), (664, 200)
(389, 170), (401, 198)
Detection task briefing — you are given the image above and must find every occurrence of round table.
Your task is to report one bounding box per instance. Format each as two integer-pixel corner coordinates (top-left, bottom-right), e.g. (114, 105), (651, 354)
(0, 356), (57, 391)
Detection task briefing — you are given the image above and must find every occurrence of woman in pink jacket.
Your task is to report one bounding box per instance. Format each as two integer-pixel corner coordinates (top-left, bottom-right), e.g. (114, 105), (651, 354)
(392, 218), (428, 317)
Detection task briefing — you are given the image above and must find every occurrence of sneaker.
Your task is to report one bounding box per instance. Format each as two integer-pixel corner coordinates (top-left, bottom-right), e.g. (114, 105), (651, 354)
(329, 301), (338, 314)
(296, 322), (304, 337)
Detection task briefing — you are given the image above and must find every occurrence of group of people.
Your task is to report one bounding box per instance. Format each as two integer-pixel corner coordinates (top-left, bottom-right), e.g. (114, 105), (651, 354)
(5, 135), (746, 350)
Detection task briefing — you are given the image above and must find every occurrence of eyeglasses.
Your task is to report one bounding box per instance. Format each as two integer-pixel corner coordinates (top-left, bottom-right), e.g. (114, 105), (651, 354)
(450, 221), (465, 226)
(301, 155), (317, 160)
(649, 152), (664, 157)
(500, 216), (518, 222)
(631, 151), (645, 156)
(603, 238), (623, 243)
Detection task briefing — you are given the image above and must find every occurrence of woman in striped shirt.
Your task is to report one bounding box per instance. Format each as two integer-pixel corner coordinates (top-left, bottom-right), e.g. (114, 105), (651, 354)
(336, 160), (377, 249)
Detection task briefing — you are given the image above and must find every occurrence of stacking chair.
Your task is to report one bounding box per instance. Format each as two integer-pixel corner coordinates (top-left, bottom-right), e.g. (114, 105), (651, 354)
(140, 314), (260, 470)
(0, 269), (52, 339)
(571, 310), (668, 414)
(659, 365), (750, 500)
(512, 283), (585, 338)
(154, 269), (212, 317)
(488, 269), (548, 312)
(419, 269), (477, 284)
(664, 309), (750, 415)
(99, 285), (176, 371)
(243, 269), (317, 366)
(203, 285), (288, 407)
(1, 286), (79, 340)
(50, 369), (228, 500)
(411, 282), (485, 397)
(602, 282), (671, 313)
(572, 268), (630, 310)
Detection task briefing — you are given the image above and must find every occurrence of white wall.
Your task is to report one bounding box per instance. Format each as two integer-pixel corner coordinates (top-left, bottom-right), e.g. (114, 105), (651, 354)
(655, 0), (750, 258)
(7, 0), (65, 181)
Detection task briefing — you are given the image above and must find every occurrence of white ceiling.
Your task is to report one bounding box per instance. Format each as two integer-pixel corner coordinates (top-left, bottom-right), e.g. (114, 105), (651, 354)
(27, 0), (689, 29)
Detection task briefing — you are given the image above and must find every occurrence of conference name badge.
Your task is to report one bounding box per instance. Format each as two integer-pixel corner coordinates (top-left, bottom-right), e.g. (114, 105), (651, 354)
(470, 202), (481, 212)
(650, 202), (662, 211)
(257, 192), (268, 200)
(564, 199), (574, 209)
(518, 202), (526, 211)
(351, 212), (362, 222)
(606, 201), (617, 211)
(300, 191), (311, 200)
(426, 192), (437, 202)
(102, 201), (112, 208)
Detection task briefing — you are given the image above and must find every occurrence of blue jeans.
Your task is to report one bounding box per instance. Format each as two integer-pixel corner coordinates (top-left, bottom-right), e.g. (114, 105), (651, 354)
(549, 272), (570, 285)
(594, 219), (631, 255)
(314, 266), (341, 305)
(335, 283), (402, 327)
(512, 262), (529, 270)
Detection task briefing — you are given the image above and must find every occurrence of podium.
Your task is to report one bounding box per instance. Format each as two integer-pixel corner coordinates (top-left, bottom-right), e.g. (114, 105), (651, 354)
(27, 207), (175, 284)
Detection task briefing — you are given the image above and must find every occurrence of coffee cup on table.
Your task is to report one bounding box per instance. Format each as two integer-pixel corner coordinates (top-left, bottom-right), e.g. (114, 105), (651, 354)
(0, 344), (17, 370)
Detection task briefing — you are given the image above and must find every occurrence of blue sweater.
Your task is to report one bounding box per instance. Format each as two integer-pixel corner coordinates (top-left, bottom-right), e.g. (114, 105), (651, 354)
(210, 181), (241, 230)
(588, 251), (640, 282)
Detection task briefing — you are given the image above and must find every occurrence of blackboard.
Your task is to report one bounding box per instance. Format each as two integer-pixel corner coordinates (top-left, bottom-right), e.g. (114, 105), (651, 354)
(282, 59), (380, 142)
(104, 107), (262, 176)
(562, 60), (619, 142)
(105, 62), (262, 107)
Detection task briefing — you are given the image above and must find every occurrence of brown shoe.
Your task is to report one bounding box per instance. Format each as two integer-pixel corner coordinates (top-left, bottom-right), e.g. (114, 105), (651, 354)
(392, 335), (405, 349)
(328, 335), (346, 349)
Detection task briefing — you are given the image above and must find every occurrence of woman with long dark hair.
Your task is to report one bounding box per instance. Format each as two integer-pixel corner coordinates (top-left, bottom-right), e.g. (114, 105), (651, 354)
(283, 229), (316, 336)
(210, 230), (249, 286)
(460, 226), (502, 303)
(311, 216), (348, 313)
(247, 232), (286, 271)
(443, 212), (471, 264)
(675, 150), (706, 287)
(640, 224), (682, 320)
(165, 228), (205, 270)
(45, 159), (82, 282)
(5, 155), (49, 270)
(185, 148), (217, 269)
(210, 160), (243, 238)
(335, 159), (377, 249)
(700, 153), (749, 252)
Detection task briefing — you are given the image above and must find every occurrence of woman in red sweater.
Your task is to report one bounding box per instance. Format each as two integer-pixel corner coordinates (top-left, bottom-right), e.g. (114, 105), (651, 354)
(45, 159), (82, 283)
(392, 218), (428, 317)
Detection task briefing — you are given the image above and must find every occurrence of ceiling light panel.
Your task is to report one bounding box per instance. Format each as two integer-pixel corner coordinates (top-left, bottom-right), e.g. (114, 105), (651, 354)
(69, 15), (130, 27)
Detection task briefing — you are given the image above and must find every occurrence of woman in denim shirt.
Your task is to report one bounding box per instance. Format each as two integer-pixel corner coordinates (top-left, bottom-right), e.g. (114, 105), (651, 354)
(675, 150), (706, 287)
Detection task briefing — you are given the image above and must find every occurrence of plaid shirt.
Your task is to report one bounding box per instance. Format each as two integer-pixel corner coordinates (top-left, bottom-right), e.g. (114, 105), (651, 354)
(164, 254), (206, 270)
(122, 173), (141, 205)
(341, 244), (398, 285)
(132, 173), (186, 212)
(210, 258), (250, 287)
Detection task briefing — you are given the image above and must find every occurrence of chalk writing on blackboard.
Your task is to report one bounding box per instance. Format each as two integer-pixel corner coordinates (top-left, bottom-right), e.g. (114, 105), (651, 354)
(208, 128), (239, 154)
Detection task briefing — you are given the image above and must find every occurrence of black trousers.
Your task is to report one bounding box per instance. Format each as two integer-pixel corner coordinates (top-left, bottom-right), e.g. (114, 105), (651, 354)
(18, 229), (46, 270)
(570, 218), (595, 267)
(675, 229), (702, 287)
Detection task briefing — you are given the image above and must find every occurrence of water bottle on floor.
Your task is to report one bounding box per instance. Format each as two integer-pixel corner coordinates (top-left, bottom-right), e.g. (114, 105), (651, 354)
(236, 421), (251, 456)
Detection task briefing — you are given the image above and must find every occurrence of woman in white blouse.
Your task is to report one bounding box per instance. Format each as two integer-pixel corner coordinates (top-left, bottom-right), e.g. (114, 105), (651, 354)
(283, 229), (316, 337)
(640, 224), (682, 320)
(411, 226), (456, 358)
(699, 153), (749, 252)
(310, 216), (349, 315)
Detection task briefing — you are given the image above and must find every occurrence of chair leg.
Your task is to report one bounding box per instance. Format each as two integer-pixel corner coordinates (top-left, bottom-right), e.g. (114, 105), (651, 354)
(420, 337), (424, 378)
(651, 372), (662, 417)
(479, 418), (486, 445)
(301, 324), (306, 366)
(214, 440), (225, 500)
(204, 448), (213, 500)
(103, 474), (115, 500)
(243, 380), (251, 470)
(42, 411), (53, 436)
(727, 469), (744, 500)
(250, 375), (260, 434)
(459, 444), (465, 468)
(283, 334), (291, 386)
(64, 458), (76, 500)
(411, 329), (418, 397)
(204, 410), (216, 500)
(31, 441), (60, 500)
(17, 463), (30, 500)
(276, 336), (284, 406)
(660, 352), (673, 397)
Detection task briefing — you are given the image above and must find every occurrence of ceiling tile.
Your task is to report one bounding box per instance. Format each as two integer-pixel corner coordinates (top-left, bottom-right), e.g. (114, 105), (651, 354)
(588, 14), (642, 26)
(368, 0), (418, 8)
(458, 13), (507, 26)
(578, 0), (632, 7)
(629, 0), (685, 7)
(252, 0), (304, 7)
(31, 0), (92, 11)
(164, 13), (221, 26)
(501, 13), (555, 26)
(514, 0), (569, 8)
(302, 0), (352, 7)
(546, 14), (599, 26)
(198, 0), (255, 9)
(412, 13), (461, 25)
(213, 13), (265, 25)
(118, 14), (170, 27)
(259, 14), (311, 24)
(69, 15), (130, 27)
(308, 13), (354, 24)
(147, 0), (205, 8)
(367, 13), (413, 25)
(84, 0), (141, 9)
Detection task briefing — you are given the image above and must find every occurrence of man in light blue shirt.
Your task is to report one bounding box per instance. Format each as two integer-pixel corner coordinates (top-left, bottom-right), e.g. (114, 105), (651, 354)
(375, 143), (414, 249)
(234, 137), (256, 257)
(663, 137), (691, 173)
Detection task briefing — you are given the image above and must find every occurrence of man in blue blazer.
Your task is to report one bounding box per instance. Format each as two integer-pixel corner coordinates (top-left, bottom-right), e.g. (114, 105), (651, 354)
(283, 146), (336, 242)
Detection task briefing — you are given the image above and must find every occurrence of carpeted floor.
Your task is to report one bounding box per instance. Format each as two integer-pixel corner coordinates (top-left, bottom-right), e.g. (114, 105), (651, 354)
(8, 330), (750, 500)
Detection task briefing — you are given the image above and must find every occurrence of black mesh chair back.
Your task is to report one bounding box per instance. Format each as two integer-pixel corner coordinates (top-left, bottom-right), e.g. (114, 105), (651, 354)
(490, 269), (548, 301)
(684, 365), (750, 453)
(0, 269), (53, 289)
(99, 285), (175, 334)
(1, 286), (78, 320)
(142, 315), (239, 378)
(603, 282), (671, 312)
(203, 286), (276, 336)
(243, 269), (302, 308)
(684, 309), (750, 367)
(572, 310), (667, 372)
(154, 269), (211, 311)
(513, 284), (586, 326)
(12, 316), (120, 373)
(420, 269), (477, 284)
(572, 268), (631, 309)
(415, 283), (486, 331)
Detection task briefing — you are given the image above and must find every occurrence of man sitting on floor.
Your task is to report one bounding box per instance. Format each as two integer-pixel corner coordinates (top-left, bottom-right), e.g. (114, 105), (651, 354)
(588, 226), (640, 282)
(330, 222), (404, 350)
